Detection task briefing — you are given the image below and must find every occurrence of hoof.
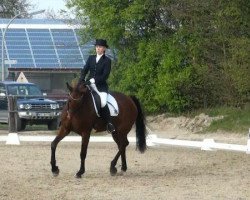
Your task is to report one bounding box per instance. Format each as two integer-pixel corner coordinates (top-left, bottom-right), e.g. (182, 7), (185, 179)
(52, 172), (59, 177)
(121, 167), (127, 172)
(110, 167), (117, 176)
(52, 167), (59, 177)
(74, 173), (82, 179)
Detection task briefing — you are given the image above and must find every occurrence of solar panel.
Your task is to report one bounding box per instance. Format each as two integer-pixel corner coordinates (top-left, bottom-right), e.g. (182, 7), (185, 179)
(0, 19), (92, 70)
(2, 29), (33, 68)
(26, 29), (57, 68)
(1, 19), (115, 73)
(50, 29), (84, 68)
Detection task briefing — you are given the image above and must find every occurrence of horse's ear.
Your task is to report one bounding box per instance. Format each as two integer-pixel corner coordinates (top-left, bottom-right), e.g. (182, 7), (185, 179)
(66, 82), (73, 92)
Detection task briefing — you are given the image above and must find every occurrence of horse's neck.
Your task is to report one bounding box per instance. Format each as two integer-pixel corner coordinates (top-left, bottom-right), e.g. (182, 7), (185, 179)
(81, 91), (94, 114)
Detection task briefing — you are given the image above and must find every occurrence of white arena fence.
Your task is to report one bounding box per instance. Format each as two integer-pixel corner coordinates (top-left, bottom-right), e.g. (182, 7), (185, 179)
(1, 127), (250, 155)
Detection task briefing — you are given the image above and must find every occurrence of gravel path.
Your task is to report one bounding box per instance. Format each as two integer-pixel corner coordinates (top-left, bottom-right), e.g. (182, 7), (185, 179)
(0, 139), (249, 200)
(0, 117), (249, 200)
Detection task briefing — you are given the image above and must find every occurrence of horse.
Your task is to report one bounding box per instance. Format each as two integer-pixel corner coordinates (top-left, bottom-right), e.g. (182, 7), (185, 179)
(50, 81), (147, 178)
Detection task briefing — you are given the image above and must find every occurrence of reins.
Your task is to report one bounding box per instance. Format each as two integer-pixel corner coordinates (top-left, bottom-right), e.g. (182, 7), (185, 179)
(66, 92), (84, 119)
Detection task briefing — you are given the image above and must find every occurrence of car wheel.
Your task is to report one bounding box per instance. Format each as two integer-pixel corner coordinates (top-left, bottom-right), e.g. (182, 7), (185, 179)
(48, 119), (58, 130)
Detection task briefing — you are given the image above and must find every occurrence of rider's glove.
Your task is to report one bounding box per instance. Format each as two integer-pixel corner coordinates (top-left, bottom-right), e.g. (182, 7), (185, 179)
(89, 78), (95, 84)
(85, 78), (95, 86)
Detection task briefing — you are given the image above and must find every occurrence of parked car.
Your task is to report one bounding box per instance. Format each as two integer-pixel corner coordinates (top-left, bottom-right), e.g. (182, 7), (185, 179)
(0, 81), (61, 131)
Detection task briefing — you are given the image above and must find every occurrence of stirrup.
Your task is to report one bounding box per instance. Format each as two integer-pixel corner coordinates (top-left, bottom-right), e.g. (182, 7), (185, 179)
(107, 123), (115, 134)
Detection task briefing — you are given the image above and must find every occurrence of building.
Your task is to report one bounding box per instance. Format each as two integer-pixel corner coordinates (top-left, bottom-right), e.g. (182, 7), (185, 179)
(0, 18), (96, 94)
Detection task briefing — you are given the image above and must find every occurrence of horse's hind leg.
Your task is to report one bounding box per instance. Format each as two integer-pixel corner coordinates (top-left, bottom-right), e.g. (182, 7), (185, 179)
(50, 128), (70, 176)
(120, 137), (129, 173)
(110, 151), (121, 176)
(110, 134), (121, 175)
(110, 135), (129, 176)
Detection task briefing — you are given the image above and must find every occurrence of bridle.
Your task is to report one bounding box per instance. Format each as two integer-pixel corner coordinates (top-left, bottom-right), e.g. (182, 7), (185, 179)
(68, 82), (91, 101)
(66, 92), (84, 119)
(68, 92), (83, 101)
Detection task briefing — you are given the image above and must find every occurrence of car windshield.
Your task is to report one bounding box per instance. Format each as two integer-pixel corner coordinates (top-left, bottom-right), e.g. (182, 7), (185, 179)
(7, 85), (42, 96)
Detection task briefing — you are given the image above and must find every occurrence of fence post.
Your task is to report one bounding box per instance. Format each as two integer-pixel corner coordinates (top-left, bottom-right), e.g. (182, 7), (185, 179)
(8, 95), (16, 132)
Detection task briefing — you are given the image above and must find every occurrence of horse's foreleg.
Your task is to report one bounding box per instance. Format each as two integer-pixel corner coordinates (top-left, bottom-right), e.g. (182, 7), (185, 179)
(50, 135), (63, 176)
(50, 128), (69, 176)
(75, 132), (90, 178)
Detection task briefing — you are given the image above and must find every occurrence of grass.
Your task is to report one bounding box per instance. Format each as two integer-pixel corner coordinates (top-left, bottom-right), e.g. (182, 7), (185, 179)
(202, 106), (250, 133)
(0, 123), (8, 130)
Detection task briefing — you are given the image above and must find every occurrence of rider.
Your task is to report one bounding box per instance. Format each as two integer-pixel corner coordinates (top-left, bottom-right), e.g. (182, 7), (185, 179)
(79, 39), (115, 134)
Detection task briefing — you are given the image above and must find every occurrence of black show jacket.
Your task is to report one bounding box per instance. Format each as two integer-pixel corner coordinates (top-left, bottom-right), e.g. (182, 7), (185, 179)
(80, 54), (111, 92)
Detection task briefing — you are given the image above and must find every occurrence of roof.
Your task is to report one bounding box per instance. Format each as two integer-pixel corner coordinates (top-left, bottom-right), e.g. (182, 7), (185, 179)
(0, 19), (69, 25)
(0, 81), (34, 85)
(0, 18), (94, 71)
(0, 19), (81, 29)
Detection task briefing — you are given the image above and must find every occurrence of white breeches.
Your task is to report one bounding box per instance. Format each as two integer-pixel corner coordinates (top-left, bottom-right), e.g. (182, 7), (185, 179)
(90, 83), (107, 108)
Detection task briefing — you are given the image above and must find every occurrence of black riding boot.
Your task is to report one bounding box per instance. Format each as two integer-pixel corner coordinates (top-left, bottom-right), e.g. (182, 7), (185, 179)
(101, 105), (115, 133)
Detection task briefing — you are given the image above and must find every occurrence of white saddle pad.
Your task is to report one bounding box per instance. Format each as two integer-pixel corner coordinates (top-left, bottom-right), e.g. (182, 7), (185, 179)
(107, 94), (119, 116)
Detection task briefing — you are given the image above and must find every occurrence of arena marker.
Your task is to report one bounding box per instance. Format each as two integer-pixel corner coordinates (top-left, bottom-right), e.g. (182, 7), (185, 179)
(201, 138), (216, 151)
(6, 133), (20, 145)
(246, 128), (250, 154)
(147, 134), (157, 147)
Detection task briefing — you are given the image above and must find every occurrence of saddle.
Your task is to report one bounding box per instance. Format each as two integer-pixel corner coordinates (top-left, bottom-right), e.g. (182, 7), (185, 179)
(89, 89), (119, 117)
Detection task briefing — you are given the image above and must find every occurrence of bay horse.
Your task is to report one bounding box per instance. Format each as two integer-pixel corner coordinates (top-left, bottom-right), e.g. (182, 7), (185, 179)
(50, 82), (147, 178)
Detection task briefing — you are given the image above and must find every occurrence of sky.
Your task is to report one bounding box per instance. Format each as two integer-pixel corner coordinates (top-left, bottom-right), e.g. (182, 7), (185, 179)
(28, 0), (68, 18)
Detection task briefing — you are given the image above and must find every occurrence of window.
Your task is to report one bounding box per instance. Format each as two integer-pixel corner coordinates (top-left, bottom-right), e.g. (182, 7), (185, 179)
(0, 85), (6, 95)
(7, 86), (18, 95)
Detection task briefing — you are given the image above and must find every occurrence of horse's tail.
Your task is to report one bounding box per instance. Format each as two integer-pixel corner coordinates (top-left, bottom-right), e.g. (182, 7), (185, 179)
(130, 96), (147, 153)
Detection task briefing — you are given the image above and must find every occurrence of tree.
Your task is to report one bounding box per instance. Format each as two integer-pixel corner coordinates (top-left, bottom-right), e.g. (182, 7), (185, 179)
(68, 0), (250, 113)
(0, 0), (31, 18)
(172, 0), (250, 108)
